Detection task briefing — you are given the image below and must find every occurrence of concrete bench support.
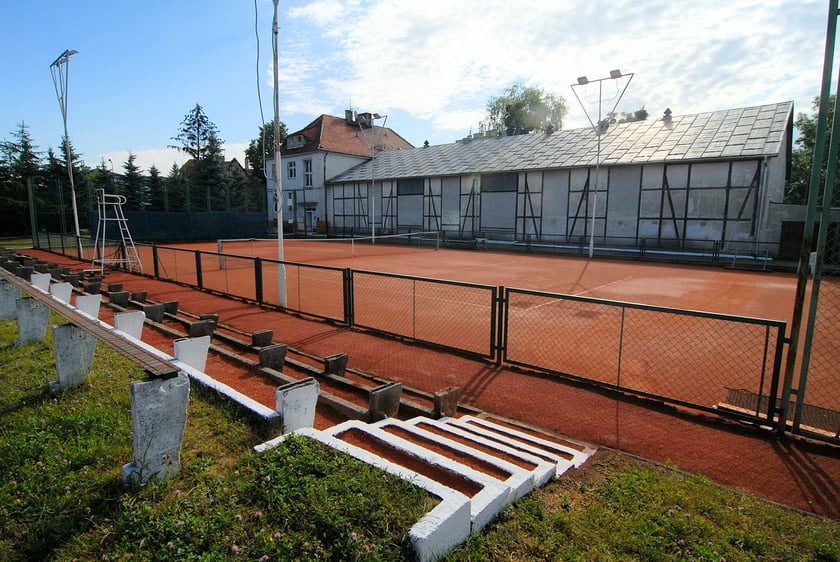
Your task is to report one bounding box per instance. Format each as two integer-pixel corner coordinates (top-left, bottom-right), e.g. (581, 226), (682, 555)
(142, 303), (165, 323)
(276, 377), (320, 433)
(49, 323), (97, 394)
(31, 272), (52, 291)
(75, 294), (102, 319)
(15, 297), (49, 344)
(108, 291), (130, 307)
(434, 386), (462, 418)
(259, 343), (288, 371)
(173, 335), (211, 372)
(0, 279), (21, 319)
(369, 382), (403, 420)
(251, 329), (273, 348)
(324, 353), (348, 376)
(189, 319), (216, 338)
(50, 282), (73, 304)
(122, 372), (190, 486)
(63, 273), (81, 286)
(115, 310), (146, 341)
(131, 291), (147, 303)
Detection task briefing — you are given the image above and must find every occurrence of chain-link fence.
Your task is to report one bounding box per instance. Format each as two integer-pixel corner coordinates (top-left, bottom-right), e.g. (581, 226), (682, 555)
(504, 288), (786, 418)
(261, 261), (347, 322)
(794, 221), (840, 441)
(31, 232), (795, 427)
(351, 271), (497, 357)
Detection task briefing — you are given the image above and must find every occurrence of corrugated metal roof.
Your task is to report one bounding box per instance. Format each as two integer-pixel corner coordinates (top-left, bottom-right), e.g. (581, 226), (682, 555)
(328, 101), (792, 183)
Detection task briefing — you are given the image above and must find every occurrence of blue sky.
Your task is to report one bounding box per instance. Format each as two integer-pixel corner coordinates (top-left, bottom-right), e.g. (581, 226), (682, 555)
(1, 0), (832, 175)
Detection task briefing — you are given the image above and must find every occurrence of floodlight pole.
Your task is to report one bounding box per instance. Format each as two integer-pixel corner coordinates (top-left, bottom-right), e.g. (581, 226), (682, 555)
(272, 0), (287, 307)
(571, 71), (634, 258)
(50, 49), (83, 258)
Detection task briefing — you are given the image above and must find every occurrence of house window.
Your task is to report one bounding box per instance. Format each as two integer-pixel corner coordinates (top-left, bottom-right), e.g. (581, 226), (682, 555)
(397, 178), (424, 195)
(304, 159), (313, 188)
(287, 161), (296, 180)
(481, 173), (517, 192)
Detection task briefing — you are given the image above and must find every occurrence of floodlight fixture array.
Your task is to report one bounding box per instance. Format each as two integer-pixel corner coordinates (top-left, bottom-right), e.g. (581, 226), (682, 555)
(570, 70), (634, 258)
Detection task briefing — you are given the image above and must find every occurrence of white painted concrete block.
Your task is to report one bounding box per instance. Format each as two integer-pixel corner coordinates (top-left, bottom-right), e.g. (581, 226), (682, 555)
(50, 282), (73, 303)
(0, 279), (21, 319)
(30, 272), (51, 292)
(122, 372), (190, 486)
(114, 310), (146, 341)
(15, 297), (49, 344)
(49, 323), (96, 394)
(173, 335), (211, 372)
(276, 377), (319, 433)
(75, 294), (102, 319)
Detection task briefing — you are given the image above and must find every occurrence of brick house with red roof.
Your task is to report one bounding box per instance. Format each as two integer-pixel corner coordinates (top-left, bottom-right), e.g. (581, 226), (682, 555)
(267, 111), (413, 234)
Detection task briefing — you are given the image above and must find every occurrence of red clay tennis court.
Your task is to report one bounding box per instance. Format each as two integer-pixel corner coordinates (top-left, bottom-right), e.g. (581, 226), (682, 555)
(24, 241), (840, 518)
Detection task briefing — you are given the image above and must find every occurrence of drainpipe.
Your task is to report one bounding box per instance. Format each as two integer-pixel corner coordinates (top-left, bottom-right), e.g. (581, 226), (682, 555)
(753, 156), (771, 253)
(323, 152), (328, 235)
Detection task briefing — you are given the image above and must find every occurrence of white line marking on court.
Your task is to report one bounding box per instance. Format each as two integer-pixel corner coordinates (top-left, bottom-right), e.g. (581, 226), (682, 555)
(573, 274), (638, 297)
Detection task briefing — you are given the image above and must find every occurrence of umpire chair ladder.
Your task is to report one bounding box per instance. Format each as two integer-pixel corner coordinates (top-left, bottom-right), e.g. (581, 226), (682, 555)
(92, 189), (142, 274)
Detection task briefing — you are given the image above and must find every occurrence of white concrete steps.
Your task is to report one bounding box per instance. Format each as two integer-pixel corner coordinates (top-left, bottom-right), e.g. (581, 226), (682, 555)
(257, 414), (595, 561)
(441, 415), (594, 476)
(324, 419), (510, 533)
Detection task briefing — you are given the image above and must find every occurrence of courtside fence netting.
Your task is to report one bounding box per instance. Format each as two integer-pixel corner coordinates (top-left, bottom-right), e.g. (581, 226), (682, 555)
(797, 220), (840, 440)
(39, 231), (840, 443)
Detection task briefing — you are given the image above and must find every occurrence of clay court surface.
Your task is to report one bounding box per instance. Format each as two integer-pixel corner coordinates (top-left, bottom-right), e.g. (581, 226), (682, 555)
(198, 238), (801, 320)
(24, 244), (840, 519)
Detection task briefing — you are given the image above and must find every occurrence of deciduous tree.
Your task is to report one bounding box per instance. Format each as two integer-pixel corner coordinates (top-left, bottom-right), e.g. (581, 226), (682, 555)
(480, 83), (568, 136)
(786, 95), (838, 206)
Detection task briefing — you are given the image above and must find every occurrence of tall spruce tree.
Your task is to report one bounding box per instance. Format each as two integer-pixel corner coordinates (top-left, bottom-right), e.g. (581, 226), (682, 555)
(1, 122), (41, 234)
(147, 164), (166, 211)
(170, 104), (222, 161)
(121, 152), (145, 210)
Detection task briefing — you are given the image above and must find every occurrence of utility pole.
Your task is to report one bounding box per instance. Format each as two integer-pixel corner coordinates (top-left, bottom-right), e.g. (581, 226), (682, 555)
(272, 0), (287, 307)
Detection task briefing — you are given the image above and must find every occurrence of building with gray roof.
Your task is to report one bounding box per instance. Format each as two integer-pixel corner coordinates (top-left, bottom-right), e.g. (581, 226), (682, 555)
(325, 101), (794, 257)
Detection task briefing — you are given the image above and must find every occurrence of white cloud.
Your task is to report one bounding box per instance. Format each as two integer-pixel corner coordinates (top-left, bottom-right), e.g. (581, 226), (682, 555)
(276, 0), (827, 138)
(100, 143), (248, 176)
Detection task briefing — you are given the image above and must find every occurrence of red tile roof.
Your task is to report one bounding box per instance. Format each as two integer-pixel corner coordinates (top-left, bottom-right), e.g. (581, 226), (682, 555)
(281, 114), (413, 157)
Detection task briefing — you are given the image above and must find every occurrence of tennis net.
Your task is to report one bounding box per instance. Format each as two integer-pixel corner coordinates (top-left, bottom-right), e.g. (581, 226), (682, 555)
(217, 231), (440, 265)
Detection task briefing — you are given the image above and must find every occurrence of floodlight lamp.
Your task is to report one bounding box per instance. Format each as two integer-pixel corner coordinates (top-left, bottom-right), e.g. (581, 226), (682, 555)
(51, 49), (78, 68)
(372, 113), (381, 119)
(609, 69), (622, 79)
(576, 76), (589, 85)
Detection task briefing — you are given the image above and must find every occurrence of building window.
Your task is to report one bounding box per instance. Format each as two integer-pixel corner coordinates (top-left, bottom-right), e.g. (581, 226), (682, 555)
(397, 178), (424, 195)
(481, 173), (517, 192)
(304, 159), (313, 188)
(287, 161), (296, 180)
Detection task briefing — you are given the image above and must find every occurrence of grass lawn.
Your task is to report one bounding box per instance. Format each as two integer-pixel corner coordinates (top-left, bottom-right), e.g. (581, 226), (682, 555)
(0, 315), (837, 561)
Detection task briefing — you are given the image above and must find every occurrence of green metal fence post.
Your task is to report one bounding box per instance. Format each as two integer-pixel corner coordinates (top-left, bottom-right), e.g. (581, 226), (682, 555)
(779, 0), (839, 434)
(255, 257), (264, 305)
(195, 250), (203, 289)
